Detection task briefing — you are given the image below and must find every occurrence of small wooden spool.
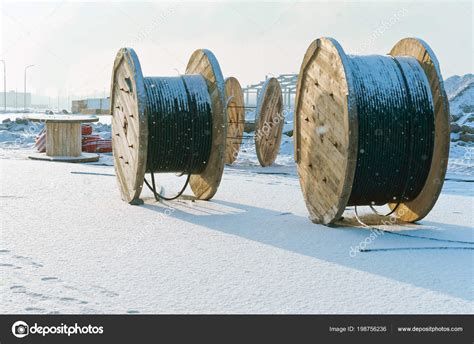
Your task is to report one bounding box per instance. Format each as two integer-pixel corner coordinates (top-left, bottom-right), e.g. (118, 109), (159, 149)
(224, 77), (245, 164)
(110, 48), (226, 204)
(294, 37), (449, 224)
(27, 114), (100, 163)
(254, 77), (284, 167)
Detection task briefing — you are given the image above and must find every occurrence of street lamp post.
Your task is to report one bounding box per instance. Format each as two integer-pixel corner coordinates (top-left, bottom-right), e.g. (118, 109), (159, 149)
(0, 60), (6, 113)
(24, 64), (35, 112)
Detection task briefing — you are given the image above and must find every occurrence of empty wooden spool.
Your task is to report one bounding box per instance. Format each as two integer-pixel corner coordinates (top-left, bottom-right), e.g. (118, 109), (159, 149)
(27, 114), (100, 163)
(254, 77), (284, 167)
(224, 77), (245, 164)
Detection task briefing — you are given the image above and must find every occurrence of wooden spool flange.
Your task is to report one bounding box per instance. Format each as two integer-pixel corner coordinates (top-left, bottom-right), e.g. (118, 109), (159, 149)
(294, 37), (449, 224)
(110, 48), (226, 204)
(186, 49), (226, 200)
(254, 77), (284, 167)
(224, 77), (245, 164)
(387, 38), (450, 222)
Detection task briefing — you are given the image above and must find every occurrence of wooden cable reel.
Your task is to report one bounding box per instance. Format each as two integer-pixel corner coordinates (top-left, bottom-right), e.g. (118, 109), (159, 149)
(254, 77), (285, 167)
(224, 77), (245, 164)
(294, 37), (449, 224)
(223, 76), (285, 166)
(110, 48), (226, 204)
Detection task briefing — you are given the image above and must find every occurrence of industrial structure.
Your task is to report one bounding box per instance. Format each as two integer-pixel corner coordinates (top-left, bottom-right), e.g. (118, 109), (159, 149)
(242, 74), (297, 109)
(71, 97), (109, 114)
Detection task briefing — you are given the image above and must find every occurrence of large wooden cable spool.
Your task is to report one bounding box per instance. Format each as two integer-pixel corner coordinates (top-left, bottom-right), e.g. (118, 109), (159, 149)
(254, 77), (284, 167)
(224, 77), (245, 164)
(110, 48), (226, 204)
(294, 37), (449, 224)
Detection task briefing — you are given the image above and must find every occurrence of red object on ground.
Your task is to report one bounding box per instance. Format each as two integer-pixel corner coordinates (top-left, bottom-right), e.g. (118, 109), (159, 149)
(35, 128), (46, 153)
(81, 124), (93, 136)
(82, 135), (112, 153)
(82, 134), (102, 144)
(35, 125), (112, 154)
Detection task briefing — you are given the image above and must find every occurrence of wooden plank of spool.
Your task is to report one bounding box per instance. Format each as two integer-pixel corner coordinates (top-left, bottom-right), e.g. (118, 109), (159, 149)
(294, 38), (358, 224)
(46, 122), (82, 157)
(110, 48), (148, 204)
(254, 77), (284, 167)
(186, 49), (227, 200)
(224, 77), (245, 164)
(387, 38), (450, 222)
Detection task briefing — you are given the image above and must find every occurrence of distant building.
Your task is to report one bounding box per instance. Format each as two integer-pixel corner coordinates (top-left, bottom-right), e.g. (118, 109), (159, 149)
(72, 98), (109, 114)
(0, 91), (32, 108)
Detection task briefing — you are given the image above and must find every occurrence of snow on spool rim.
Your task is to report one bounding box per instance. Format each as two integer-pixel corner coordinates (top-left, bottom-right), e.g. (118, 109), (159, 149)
(254, 77), (284, 167)
(224, 77), (245, 164)
(294, 37), (448, 224)
(110, 48), (226, 204)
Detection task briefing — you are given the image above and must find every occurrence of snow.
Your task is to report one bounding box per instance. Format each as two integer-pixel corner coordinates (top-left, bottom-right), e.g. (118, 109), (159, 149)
(232, 134), (294, 167)
(448, 144), (474, 177)
(0, 157), (472, 314)
(446, 74), (473, 122)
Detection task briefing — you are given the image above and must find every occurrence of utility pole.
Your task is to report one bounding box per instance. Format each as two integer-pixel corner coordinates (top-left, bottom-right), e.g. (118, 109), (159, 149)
(24, 65), (35, 112)
(0, 60), (6, 112)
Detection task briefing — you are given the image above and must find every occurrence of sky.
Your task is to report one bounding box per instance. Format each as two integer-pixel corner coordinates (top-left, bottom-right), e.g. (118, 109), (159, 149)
(0, 0), (472, 107)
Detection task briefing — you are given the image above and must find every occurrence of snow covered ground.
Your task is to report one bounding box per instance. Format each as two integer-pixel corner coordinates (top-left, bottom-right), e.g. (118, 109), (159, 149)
(0, 156), (472, 314)
(1, 74), (473, 314)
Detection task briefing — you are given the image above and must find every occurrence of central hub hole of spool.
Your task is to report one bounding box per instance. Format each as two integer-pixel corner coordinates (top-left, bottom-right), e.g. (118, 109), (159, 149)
(123, 115), (128, 135)
(227, 100), (238, 133)
(124, 77), (133, 94)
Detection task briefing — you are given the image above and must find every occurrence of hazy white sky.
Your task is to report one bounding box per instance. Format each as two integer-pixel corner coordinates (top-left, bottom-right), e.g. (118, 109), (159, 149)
(1, 0), (472, 101)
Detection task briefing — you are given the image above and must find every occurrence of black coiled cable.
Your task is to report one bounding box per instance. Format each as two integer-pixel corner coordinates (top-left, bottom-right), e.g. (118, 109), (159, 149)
(347, 55), (435, 206)
(142, 75), (213, 200)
